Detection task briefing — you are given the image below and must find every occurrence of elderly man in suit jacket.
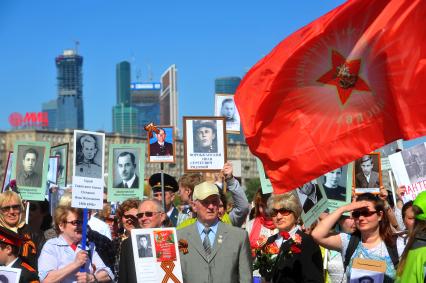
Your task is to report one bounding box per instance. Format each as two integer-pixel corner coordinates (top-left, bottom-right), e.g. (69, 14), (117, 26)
(177, 182), (252, 283)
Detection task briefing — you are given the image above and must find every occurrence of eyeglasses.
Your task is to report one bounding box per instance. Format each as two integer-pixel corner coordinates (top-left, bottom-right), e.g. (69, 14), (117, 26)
(270, 208), (293, 217)
(352, 210), (378, 219)
(64, 220), (83, 226)
(137, 211), (160, 218)
(0, 205), (21, 213)
(123, 214), (137, 221)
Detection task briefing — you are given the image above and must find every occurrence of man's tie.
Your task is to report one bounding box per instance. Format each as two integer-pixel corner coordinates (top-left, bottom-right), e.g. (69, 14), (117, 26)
(203, 227), (211, 255)
(125, 182), (129, 188)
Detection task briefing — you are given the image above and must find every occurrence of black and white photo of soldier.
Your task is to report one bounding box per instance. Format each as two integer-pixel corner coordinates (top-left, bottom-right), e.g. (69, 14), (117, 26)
(401, 145), (426, 184)
(137, 234), (153, 258)
(75, 134), (102, 178)
(192, 120), (218, 153)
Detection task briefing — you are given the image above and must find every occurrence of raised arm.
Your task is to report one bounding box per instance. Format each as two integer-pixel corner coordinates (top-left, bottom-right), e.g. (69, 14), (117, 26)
(311, 201), (369, 250)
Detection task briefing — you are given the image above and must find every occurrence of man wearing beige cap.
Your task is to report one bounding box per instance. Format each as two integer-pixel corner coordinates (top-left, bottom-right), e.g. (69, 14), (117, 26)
(177, 182), (252, 283)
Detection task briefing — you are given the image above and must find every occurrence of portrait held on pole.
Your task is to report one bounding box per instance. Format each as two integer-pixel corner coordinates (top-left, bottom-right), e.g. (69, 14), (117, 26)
(108, 143), (146, 202)
(11, 141), (50, 201)
(317, 163), (353, 212)
(354, 153), (382, 194)
(72, 130), (105, 209)
(50, 143), (69, 188)
(183, 117), (227, 172)
(214, 94), (241, 134)
(147, 126), (175, 163)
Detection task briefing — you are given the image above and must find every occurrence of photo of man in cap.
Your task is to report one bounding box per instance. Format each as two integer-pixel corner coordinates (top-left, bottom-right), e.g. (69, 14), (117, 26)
(193, 120), (218, 153)
(149, 173), (179, 226)
(0, 226), (39, 282)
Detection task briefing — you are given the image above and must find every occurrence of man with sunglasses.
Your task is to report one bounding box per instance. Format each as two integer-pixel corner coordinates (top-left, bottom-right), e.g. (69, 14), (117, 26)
(177, 182), (252, 283)
(118, 199), (166, 283)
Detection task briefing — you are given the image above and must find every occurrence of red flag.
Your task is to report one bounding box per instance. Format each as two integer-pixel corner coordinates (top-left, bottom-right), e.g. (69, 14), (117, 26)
(235, 0), (426, 193)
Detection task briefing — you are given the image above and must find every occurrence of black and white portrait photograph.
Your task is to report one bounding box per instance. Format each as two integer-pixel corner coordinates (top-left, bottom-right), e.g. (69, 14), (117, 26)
(148, 126), (175, 163)
(47, 156), (59, 184)
(113, 149), (140, 189)
(296, 181), (323, 214)
(108, 143), (145, 202)
(0, 264), (22, 283)
(15, 145), (45, 188)
(318, 166), (347, 202)
(401, 143), (426, 184)
(183, 117), (227, 172)
(215, 94), (240, 133)
(354, 153), (382, 193)
(74, 131), (104, 179)
(137, 234), (153, 258)
(50, 143), (68, 187)
(1, 152), (13, 192)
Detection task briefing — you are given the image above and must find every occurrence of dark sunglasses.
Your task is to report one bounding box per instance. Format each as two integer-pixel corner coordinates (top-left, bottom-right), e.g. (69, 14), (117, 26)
(270, 208), (293, 217)
(137, 211), (160, 218)
(352, 210), (378, 219)
(64, 220), (83, 226)
(123, 214), (137, 220)
(0, 205), (21, 213)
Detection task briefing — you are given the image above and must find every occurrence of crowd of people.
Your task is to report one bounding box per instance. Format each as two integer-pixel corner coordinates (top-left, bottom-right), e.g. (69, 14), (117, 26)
(0, 160), (425, 283)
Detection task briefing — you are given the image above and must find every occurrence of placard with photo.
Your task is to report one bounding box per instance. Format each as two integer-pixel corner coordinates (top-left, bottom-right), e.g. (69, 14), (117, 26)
(72, 130), (105, 209)
(183, 117), (227, 172)
(1, 152), (13, 192)
(108, 143), (146, 202)
(256, 158), (273, 194)
(317, 163), (353, 212)
(131, 228), (183, 283)
(47, 156), (59, 184)
(389, 142), (426, 202)
(214, 94), (240, 134)
(147, 126), (175, 163)
(296, 180), (328, 228)
(11, 141), (50, 201)
(0, 266), (22, 283)
(50, 143), (69, 187)
(354, 153), (382, 194)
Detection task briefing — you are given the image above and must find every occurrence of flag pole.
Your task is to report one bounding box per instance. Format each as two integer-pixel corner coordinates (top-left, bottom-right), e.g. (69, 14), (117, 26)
(80, 208), (88, 272)
(160, 162), (166, 212)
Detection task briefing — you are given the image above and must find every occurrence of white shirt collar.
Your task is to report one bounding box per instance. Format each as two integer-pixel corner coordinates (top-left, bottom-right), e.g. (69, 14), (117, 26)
(124, 174), (137, 188)
(6, 257), (18, 267)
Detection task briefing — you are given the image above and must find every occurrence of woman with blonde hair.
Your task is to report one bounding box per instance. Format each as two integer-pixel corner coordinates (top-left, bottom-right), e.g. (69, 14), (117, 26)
(0, 190), (44, 269)
(264, 192), (323, 282)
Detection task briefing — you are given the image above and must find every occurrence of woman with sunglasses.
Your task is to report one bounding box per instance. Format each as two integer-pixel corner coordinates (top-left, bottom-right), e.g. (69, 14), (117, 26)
(38, 205), (114, 282)
(0, 191), (45, 269)
(396, 191), (426, 282)
(112, 199), (140, 281)
(312, 193), (405, 282)
(264, 192), (323, 282)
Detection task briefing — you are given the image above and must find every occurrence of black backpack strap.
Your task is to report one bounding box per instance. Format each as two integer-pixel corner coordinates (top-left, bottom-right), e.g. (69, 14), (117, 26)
(343, 234), (360, 271)
(384, 238), (399, 269)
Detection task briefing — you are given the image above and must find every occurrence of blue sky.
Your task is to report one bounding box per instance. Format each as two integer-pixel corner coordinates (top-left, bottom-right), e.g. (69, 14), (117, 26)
(0, 0), (348, 132)
(1, 0), (424, 148)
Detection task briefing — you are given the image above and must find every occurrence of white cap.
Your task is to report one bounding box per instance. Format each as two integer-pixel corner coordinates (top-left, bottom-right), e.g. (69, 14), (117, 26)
(192, 182), (219, 201)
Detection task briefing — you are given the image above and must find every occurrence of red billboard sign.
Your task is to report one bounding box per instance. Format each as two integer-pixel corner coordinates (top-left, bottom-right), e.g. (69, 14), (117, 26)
(8, 112), (49, 128)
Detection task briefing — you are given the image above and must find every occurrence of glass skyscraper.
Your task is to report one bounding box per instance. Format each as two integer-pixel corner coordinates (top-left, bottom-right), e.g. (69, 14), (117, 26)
(56, 49), (84, 130)
(42, 99), (57, 130)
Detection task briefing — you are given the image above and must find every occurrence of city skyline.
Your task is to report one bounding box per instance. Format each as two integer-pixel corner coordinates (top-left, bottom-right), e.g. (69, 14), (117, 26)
(0, 1), (347, 133)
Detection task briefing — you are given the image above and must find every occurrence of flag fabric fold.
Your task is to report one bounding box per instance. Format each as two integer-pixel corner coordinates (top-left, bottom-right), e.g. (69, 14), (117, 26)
(235, 0), (426, 193)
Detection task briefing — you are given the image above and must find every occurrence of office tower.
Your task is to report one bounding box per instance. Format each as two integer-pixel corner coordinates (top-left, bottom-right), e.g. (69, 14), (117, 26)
(42, 99), (57, 130)
(131, 82), (161, 137)
(160, 65), (178, 129)
(116, 61), (131, 106)
(215, 77), (241, 94)
(214, 76), (245, 143)
(112, 61), (138, 136)
(56, 49), (84, 130)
